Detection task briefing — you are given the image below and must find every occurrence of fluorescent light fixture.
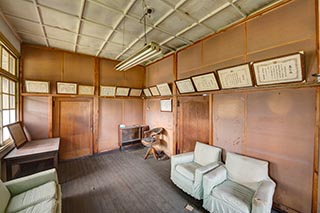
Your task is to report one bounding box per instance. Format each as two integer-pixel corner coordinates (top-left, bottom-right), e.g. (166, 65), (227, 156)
(115, 42), (162, 71)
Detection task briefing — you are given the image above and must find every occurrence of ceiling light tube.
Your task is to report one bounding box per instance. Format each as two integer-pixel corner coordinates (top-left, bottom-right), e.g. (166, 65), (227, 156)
(118, 49), (160, 71)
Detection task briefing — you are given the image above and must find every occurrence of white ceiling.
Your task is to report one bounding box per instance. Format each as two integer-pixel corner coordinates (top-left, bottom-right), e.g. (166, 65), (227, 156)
(0, 0), (280, 64)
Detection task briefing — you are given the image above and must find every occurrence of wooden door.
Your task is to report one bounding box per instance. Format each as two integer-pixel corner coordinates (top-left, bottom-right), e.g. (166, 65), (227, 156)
(53, 98), (93, 161)
(177, 96), (209, 153)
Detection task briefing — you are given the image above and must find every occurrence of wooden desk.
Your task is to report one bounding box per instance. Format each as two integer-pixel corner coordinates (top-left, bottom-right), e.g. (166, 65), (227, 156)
(118, 125), (149, 151)
(4, 138), (60, 180)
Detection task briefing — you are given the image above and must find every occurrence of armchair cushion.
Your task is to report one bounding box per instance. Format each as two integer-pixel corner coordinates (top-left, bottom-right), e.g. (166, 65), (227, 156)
(176, 162), (201, 181)
(226, 152), (268, 190)
(6, 181), (58, 213)
(211, 180), (255, 213)
(194, 142), (221, 166)
(16, 199), (57, 213)
(0, 180), (11, 213)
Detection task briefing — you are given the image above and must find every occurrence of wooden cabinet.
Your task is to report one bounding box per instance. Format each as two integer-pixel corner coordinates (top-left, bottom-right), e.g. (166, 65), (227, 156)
(118, 125), (149, 150)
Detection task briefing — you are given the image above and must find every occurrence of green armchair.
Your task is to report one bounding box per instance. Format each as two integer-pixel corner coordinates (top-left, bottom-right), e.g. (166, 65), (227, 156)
(0, 168), (61, 213)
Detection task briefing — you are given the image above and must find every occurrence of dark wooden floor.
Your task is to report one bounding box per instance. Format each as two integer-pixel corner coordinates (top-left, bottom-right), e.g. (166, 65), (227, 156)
(58, 148), (204, 213)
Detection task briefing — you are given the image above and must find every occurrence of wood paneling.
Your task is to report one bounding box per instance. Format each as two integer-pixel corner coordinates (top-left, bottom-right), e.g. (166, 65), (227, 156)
(123, 99), (143, 125)
(63, 53), (95, 84)
(98, 99), (122, 152)
(53, 98), (93, 161)
(246, 88), (315, 213)
(23, 97), (49, 140)
(146, 55), (174, 86)
(177, 43), (202, 75)
(177, 96), (209, 153)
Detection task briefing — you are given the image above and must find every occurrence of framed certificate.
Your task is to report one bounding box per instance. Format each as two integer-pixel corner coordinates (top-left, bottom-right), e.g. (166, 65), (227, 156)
(150, 86), (160, 96)
(57, 82), (77, 94)
(191, 72), (220, 92)
(156, 83), (172, 96)
(252, 52), (305, 86)
(175, 78), (195, 94)
(129, 88), (142, 97)
(100, 85), (116, 97)
(78, 85), (95, 95)
(160, 99), (172, 112)
(116, 87), (130, 96)
(143, 88), (152, 97)
(25, 80), (50, 94)
(217, 63), (253, 89)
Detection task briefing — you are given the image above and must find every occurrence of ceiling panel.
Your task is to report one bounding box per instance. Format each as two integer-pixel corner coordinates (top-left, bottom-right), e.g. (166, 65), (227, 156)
(80, 21), (111, 40)
(180, 24), (212, 42)
(83, 1), (122, 27)
(235, 0), (277, 15)
(146, 29), (170, 44)
(0, 0), (38, 22)
(6, 16), (42, 36)
(76, 45), (99, 56)
(20, 34), (46, 46)
(117, 18), (144, 38)
(165, 38), (187, 50)
(93, 0), (129, 11)
(48, 39), (74, 52)
(45, 26), (76, 43)
(179, 0), (227, 20)
(158, 12), (193, 35)
(37, 0), (82, 16)
(40, 7), (79, 32)
(78, 35), (104, 50)
(109, 31), (137, 47)
(203, 5), (244, 31)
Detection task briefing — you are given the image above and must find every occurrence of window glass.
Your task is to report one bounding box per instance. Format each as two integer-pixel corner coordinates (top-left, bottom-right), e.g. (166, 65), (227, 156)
(2, 78), (9, 93)
(9, 55), (15, 75)
(2, 48), (8, 71)
(3, 110), (9, 126)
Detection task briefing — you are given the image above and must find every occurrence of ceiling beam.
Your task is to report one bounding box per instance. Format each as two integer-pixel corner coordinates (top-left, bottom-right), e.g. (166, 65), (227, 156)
(74, 0), (86, 52)
(32, 0), (49, 47)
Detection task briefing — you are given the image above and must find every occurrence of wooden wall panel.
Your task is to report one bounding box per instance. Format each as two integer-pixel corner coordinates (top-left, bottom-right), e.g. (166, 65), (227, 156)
(146, 55), (174, 86)
(213, 94), (246, 160)
(177, 43), (202, 75)
(123, 99), (143, 125)
(22, 46), (62, 93)
(203, 25), (245, 66)
(246, 88), (315, 213)
(98, 99), (122, 152)
(23, 97), (49, 140)
(63, 53), (95, 84)
(144, 99), (174, 155)
(100, 58), (145, 88)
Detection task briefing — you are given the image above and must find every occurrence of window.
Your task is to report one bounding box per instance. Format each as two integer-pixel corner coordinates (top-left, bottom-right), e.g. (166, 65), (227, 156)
(0, 44), (18, 146)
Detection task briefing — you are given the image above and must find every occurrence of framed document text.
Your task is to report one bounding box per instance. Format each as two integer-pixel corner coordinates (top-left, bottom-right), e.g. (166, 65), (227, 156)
(150, 86), (160, 96)
(252, 52), (304, 86)
(160, 99), (172, 112)
(116, 87), (130, 96)
(191, 72), (219, 92)
(100, 85), (116, 97)
(57, 82), (77, 94)
(129, 88), (142, 97)
(217, 64), (253, 89)
(143, 88), (152, 97)
(156, 83), (172, 96)
(25, 80), (50, 94)
(175, 78), (195, 94)
(78, 85), (95, 95)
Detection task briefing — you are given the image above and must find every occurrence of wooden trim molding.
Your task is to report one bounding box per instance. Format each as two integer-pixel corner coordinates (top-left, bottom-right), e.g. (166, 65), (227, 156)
(0, 32), (20, 57)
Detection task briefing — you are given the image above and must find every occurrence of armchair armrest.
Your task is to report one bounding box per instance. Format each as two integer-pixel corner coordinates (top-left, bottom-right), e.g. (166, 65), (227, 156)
(5, 168), (59, 196)
(203, 166), (227, 197)
(171, 152), (194, 171)
(252, 180), (276, 213)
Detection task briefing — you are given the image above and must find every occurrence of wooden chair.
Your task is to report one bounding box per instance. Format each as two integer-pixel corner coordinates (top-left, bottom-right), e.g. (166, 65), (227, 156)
(141, 127), (163, 160)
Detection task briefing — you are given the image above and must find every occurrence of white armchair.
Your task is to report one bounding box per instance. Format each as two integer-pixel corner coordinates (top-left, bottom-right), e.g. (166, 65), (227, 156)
(170, 142), (222, 200)
(203, 152), (276, 213)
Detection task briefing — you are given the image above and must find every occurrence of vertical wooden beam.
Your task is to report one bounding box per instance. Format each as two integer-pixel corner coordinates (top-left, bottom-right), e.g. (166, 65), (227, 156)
(209, 94), (213, 145)
(48, 95), (53, 138)
(93, 58), (100, 154)
(172, 53), (178, 155)
(313, 1), (320, 212)
(19, 57), (23, 123)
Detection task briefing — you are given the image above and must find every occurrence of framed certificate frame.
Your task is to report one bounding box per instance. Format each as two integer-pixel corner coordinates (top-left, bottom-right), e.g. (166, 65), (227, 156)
(156, 83), (172, 96)
(100, 85), (116, 97)
(25, 80), (50, 94)
(143, 88), (152, 97)
(78, 85), (95, 95)
(160, 99), (172, 112)
(217, 63), (253, 89)
(252, 52), (305, 86)
(129, 88), (142, 97)
(149, 86), (160, 96)
(116, 87), (130, 96)
(175, 78), (195, 94)
(57, 82), (77, 94)
(191, 72), (220, 92)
